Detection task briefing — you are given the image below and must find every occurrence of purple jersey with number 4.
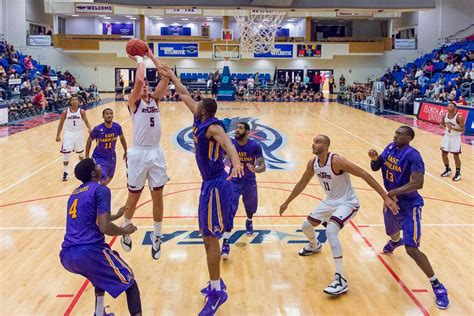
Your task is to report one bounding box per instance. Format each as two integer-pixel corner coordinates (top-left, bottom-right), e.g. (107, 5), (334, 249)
(231, 138), (263, 182)
(90, 123), (123, 158)
(61, 182), (110, 249)
(380, 142), (424, 208)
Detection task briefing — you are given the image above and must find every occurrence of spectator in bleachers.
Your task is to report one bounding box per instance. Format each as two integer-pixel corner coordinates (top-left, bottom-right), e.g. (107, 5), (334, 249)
(313, 71), (322, 93)
(254, 72), (260, 88)
(20, 79), (32, 97)
(329, 74), (335, 94)
(88, 83), (100, 102)
(453, 62), (463, 73)
(415, 67), (424, 78)
(32, 86), (48, 114)
(443, 61), (454, 73)
(456, 96), (467, 105)
(393, 63), (401, 72)
(60, 83), (71, 99)
(23, 55), (34, 70)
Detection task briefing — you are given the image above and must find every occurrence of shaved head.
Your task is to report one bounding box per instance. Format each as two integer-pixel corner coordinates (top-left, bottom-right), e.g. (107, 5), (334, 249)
(318, 135), (331, 147)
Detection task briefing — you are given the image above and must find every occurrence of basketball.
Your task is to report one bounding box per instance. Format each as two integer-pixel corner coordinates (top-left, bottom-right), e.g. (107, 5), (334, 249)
(126, 38), (148, 57)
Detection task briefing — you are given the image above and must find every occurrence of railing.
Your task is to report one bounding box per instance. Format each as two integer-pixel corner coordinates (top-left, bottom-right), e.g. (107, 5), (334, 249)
(439, 24), (474, 45)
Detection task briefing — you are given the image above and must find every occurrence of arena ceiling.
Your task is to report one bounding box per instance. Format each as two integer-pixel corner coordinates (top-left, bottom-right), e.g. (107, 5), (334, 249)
(97, 0), (436, 10)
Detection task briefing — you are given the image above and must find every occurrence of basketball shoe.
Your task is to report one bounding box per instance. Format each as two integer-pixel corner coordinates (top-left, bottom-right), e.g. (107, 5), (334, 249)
(323, 273), (348, 296)
(94, 306), (114, 316)
(62, 172), (69, 181)
(150, 232), (162, 260)
(121, 235), (132, 252)
(199, 289), (228, 316)
(221, 238), (230, 260)
(452, 172), (461, 181)
(440, 169), (451, 177)
(383, 239), (404, 253)
(298, 242), (322, 256)
(432, 283), (449, 309)
(245, 219), (253, 235)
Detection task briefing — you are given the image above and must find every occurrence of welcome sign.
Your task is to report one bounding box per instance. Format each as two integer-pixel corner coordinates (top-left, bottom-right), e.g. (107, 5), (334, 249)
(254, 44), (293, 58)
(75, 3), (114, 14)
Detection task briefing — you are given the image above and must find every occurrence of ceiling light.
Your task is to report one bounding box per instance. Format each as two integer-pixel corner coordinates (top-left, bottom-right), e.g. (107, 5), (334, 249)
(71, 14), (79, 17)
(103, 17), (111, 19)
(155, 17), (163, 20)
(129, 17), (137, 20)
(125, 15), (133, 18)
(181, 18), (188, 21)
(287, 19), (295, 21)
(99, 15), (105, 17)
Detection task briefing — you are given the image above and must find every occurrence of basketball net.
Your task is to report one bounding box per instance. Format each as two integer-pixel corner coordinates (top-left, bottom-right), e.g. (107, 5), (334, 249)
(235, 9), (286, 54)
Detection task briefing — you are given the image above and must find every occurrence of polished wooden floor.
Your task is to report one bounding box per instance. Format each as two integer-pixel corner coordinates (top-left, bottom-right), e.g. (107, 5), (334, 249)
(0, 96), (473, 315)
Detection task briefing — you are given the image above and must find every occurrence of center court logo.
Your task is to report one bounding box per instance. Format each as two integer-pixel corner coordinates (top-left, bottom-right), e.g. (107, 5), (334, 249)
(175, 117), (288, 169)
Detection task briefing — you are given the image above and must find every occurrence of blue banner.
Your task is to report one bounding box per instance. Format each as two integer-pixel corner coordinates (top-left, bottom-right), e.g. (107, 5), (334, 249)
(157, 43), (198, 57)
(463, 107), (474, 134)
(254, 44), (293, 58)
(102, 23), (134, 36)
(217, 66), (235, 101)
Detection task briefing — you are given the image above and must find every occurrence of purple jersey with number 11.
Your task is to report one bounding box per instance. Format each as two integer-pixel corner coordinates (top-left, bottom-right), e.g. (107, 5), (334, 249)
(90, 122), (123, 158)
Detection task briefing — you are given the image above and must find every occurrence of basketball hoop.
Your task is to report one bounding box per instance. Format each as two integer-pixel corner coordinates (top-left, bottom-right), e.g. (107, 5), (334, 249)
(235, 9), (286, 54)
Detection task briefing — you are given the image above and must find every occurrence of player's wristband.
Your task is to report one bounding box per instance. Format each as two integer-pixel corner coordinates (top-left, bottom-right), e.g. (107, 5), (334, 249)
(136, 56), (144, 64)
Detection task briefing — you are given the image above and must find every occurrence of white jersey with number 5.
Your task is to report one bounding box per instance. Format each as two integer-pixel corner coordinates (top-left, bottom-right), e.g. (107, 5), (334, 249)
(64, 107), (83, 133)
(313, 153), (358, 204)
(131, 98), (161, 147)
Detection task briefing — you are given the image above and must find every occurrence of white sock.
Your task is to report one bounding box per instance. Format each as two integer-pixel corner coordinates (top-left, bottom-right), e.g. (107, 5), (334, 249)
(64, 165), (69, 173)
(95, 295), (104, 316)
(334, 257), (344, 277)
(247, 218), (252, 222)
(122, 218), (131, 227)
(223, 231), (231, 239)
(429, 275), (438, 282)
(210, 279), (221, 291)
(154, 221), (162, 237)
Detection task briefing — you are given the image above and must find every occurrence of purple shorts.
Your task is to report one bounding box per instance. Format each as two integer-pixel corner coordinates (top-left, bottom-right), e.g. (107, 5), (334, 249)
(94, 155), (117, 181)
(228, 179), (258, 230)
(60, 244), (134, 298)
(384, 205), (422, 248)
(198, 174), (232, 238)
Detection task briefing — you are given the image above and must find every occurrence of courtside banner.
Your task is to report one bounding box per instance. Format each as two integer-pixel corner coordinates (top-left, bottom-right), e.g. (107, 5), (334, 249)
(254, 44), (293, 58)
(157, 43), (198, 57)
(417, 100), (473, 133)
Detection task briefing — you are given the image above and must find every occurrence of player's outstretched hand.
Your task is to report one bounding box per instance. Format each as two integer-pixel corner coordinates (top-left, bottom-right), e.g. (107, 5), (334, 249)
(368, 149), (379, 161)
(123, 223), (137, 235)
(227, 164), (244, 180)
(158, 64), (173, 79)
(279, 203), (288, 216)
(383, 196), (399, 215)
(55, 136), (61, 142)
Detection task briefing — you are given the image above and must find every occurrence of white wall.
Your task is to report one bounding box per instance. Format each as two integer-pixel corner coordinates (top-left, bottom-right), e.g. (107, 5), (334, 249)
(280, 19), (305, 37)
(66, 17), (96, 34)
(4, 0), (28, 47)
(0, 0), (4, 35)
(418, 0), (474, 52)
(149, 21), (222, 37)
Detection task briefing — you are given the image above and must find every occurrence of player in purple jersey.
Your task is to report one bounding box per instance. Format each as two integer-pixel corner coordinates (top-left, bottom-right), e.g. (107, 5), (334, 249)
(159, 64), (243, 316)
(85, 108), (127, 186)
(369, 126), (449, 309)
(221, 122), (266, 259)
(60, 159), (142, 316)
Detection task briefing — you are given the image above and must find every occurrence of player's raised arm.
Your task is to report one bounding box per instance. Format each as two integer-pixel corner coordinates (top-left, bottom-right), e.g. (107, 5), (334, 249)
(55, 110), (67, 142)
(207, 124), (243, 179)
(146, 50), (170, 101)
(280, 158), (315, 215)
(368, 149), (383, 171)
(158, 64), (197, 115)
(127, 55), (145, 113)
(333, 155), (399, 214)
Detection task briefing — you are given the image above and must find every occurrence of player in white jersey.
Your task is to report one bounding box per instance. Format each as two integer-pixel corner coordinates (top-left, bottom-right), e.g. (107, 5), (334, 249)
(120, 50), (170, 260)
(55, 95), (92, 181)
(440, 101), (465, 181)
(280, 135), (398, 296)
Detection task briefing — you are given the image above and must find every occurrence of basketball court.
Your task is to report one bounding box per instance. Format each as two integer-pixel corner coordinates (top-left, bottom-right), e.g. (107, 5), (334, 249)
(0, 98), (472, 315)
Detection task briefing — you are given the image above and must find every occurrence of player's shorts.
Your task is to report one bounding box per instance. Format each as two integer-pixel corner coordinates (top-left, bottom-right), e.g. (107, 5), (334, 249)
(198, 173), (232, 238)
(440, 134), (462, 153)
(228, 179), (258, 230)
(308, 199), (360, 228)
(60, 244), (134, 298)
(384, 204), (422, 248)
(126, 146), (168, 192)
(61, 131), (84, 154)
(94, 154), (117, 180)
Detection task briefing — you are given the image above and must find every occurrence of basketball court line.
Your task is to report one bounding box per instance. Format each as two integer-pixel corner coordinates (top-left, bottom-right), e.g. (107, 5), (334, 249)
(305, 109), (474, 199)
(1, 223), (473, 231)
(0, 117), (131, 196)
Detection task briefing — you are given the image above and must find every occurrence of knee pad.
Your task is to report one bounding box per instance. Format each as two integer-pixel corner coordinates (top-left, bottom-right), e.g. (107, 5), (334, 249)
(302, 219), (316, 239)
(326, 222), (342, 257)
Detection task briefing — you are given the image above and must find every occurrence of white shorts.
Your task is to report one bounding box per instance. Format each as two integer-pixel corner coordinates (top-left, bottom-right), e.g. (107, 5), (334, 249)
(127, 146), (168, 192)
(441, 134), (461, 153)
(309, 199), (359, 228)
(61, 131), (84, 154)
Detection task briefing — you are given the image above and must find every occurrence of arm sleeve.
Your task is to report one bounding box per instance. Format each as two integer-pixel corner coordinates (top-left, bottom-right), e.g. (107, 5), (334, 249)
(95, 186), (111, 215)
(409, 151), (425, 174)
